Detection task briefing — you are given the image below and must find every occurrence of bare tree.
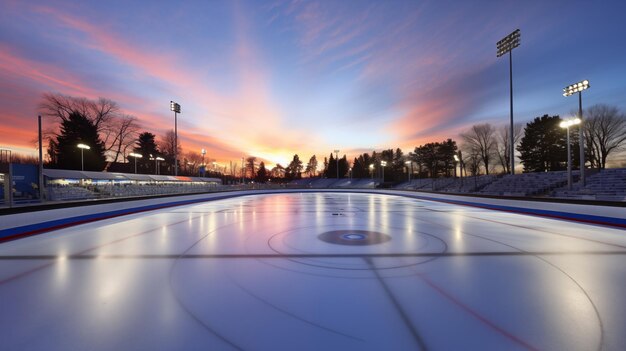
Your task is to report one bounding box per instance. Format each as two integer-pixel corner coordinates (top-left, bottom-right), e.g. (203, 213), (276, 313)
(496, 123), (523, 174)
(39, 93), (131, 165)
(39, 93), (119, 130)
(184, 151), (203, 175)
(101, 115), (140, 163)
(584, 104), (626, 169)
(158, 130), (182, 174)
(461, 123), (497, 175)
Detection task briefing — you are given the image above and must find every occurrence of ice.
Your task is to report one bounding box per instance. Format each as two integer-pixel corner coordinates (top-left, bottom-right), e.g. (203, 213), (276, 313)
(0, 192), (625, 350)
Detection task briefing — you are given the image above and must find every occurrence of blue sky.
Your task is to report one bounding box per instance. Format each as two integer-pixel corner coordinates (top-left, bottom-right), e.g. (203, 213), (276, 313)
(1, 0), (625, 166)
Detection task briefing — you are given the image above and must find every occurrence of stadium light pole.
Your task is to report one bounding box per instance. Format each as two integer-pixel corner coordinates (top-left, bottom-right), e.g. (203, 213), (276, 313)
(334, 149), (340, 178)
(560, 118), (581, 190)
(381, 160), (387, 183)
(497, 29), (521, 176)
(563, 80), (590, 186)
(77, 144), (90, 171)
(129, 153), (142, 174)
(454, 154), (459, 178)
(170, 101), (181, 176)
(369, 164), (374, 179)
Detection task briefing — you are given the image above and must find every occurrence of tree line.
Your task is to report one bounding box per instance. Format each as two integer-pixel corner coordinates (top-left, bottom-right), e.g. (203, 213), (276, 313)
(31, 92), (626, 181)
(38, 93), (219, 176)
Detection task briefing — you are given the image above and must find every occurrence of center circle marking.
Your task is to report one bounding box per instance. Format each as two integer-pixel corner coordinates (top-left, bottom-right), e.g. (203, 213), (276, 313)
(318, 230), (391, 246)
(342, 233), (366, 240)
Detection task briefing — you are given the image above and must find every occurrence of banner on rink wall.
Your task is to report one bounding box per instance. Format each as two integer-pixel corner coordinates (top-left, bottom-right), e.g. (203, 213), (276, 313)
(10, 163), (39, 200)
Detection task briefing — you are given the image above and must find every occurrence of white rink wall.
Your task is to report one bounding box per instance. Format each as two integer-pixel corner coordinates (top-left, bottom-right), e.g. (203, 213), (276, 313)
(1, 189), (625, 237)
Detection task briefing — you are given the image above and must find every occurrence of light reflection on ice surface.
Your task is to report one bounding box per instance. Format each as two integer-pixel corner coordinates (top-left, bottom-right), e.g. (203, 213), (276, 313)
(0, 192), (625, 350)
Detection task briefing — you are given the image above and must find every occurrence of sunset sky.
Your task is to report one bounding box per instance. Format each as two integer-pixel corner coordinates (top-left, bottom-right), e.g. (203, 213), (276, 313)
(1, 0), (625, 168)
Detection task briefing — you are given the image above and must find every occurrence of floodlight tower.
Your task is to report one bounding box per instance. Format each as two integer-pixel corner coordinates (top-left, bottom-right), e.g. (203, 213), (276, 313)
(563, 80), (590, 186)
(170, 101), (181, 176)
(334, 150), (340, 179)
(497, 29), (521, 175)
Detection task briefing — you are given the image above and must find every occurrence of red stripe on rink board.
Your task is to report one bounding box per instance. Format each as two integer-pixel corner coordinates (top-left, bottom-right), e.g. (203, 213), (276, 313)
(418, 274), (541, 351)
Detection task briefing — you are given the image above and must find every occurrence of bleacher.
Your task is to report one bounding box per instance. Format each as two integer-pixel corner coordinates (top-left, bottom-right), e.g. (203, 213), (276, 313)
(553, 168), (626, 201)
(42, 168), (222, 202)
(438, 175), (498, 193)
(47, 185), (98, 201)
(478, 171), (569, 196)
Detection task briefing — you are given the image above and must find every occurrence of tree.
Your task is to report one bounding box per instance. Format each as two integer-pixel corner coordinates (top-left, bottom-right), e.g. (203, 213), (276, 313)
(305, 155), (318, 177)
(39, 93), (124, 156)
(255, 162), (268, 183)
(246, 157), (257, 179)
(517, 115), (567, 172)
(338, 155), (349, 179)
(325, 153), (335, 178)
(391, 148), (405, 181)
(437, 139), (458, 177)
(413, 143), (439, 178)
(158, 130), (182, 175)
(271, 164), (285, 178)
(461, 123), (497, 175)
(286, 154), (303, 180)
(133, 132), (159, 173)
(103, 114), (140, 164)
(584, 104), (626, 169)
(52, 111), (106, 171)
(496, 123), (523, 174)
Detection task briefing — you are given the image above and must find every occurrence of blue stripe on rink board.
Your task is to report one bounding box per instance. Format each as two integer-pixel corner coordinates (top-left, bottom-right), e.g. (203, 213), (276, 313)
(403, 193), (626, 228)
(1, 190), (625, 242)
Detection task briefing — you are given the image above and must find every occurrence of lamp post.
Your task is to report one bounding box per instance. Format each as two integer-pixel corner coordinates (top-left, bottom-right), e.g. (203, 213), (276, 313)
(77, 143), (90, 171)
(38, 115), (44, 201)
(169, 101), (181, 176)
(201, 149), (206, 176)
(334, 149), (340, 178)
(348, 167), (352, 180)
(129, 153), (142, 174)
(563, 80), (590, 186)
(560, 118), (581, 190)
(241, 157), (244, 184)
(497, 28), (521, 175)
(381, 160), (387, 183)
(456, 151), (464, 188)
(369, 164), (374, 180)
(156, 156), (164, 175)
(405, 161), (412, 182)
(453, 154), (459, 178)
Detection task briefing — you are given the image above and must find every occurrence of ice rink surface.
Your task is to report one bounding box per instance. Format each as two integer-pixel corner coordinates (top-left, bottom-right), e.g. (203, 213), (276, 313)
(1, 192), (625, 350)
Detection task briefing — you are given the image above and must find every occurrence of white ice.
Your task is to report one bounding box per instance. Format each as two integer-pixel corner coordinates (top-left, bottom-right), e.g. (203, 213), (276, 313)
(0, 192), (625, 350)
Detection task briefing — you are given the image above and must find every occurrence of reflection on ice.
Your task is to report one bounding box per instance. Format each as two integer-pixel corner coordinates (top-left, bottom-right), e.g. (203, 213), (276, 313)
(0, 192), (624, 350)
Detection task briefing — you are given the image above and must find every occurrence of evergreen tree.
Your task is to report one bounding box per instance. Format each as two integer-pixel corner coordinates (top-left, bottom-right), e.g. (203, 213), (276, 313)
(305, 155), (318, 177)
(133, 132), (159, 173)
(255, 162), (268, 183)
(325, 153), (336, 178)
(517, 115), (567, 172)
(53, 111), (106, 171)
(337, 155), (349, 178)
(286, 154), (303, 179)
